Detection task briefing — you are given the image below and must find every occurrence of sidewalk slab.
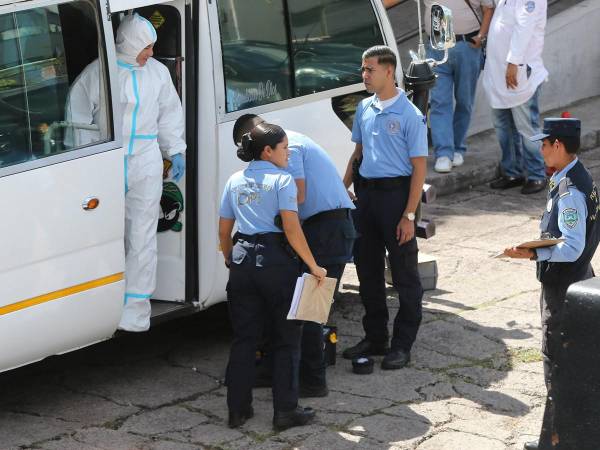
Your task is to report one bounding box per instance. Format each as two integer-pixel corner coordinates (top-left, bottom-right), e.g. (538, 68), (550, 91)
(426, 95), (600, 197)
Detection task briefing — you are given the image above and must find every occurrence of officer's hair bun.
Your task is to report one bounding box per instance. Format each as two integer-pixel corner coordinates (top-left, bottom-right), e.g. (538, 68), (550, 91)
(235, 123), (286, 162)
(236, 132), (254, 162)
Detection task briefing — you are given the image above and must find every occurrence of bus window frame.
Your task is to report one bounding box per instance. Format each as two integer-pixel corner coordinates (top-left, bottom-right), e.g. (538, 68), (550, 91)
(208, 0), (395, 124)
(0, 0), (122, 179)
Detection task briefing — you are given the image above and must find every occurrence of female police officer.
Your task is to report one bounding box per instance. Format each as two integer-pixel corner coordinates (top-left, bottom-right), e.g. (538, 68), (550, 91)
(219, 122), (327, 431)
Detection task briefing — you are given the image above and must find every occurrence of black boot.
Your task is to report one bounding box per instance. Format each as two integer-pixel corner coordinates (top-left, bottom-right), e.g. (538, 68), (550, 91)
(273, 406), (316, 431)
(228, 406), (254, 428)
(342, 339), (389, 360)
(381, 349), (410, 370)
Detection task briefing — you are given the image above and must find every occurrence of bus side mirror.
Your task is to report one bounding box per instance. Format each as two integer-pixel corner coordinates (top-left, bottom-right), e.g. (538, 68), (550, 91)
(430, 4), (455, 51)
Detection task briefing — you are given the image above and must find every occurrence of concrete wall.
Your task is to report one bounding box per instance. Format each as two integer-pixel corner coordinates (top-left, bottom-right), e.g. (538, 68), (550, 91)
(469, 0), (600, 135)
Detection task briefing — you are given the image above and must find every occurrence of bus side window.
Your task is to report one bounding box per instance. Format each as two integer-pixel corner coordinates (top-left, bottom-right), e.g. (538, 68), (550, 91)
(287, 0), (384, 97)
(216, 0), (384, 113)
(0, 1), (111, 169)
(217, 0), (293, 112)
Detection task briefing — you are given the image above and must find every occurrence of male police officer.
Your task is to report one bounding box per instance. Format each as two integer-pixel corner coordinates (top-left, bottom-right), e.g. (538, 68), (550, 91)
(342, 45), (428, 370)
(503, 118), (600, 450)
(233, 115), (356, 396)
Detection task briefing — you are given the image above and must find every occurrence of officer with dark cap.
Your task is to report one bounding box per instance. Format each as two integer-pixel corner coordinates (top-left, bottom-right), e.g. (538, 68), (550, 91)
(233, 114), (356, 398)
(503, 117), (600, 450)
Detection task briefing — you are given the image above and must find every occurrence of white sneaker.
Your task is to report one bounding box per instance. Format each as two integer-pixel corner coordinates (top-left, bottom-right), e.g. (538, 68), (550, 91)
(452, 152), (464, 167)
(434, 156), (452, 173)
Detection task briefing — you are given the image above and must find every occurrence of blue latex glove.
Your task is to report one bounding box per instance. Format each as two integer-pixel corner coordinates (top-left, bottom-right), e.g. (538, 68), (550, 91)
(171, 153), (186, 182)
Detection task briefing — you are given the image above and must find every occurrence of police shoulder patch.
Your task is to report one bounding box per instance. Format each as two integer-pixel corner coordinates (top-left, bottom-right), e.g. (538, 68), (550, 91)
(562, 208), (579, 229)
(525, 1), (536, 13)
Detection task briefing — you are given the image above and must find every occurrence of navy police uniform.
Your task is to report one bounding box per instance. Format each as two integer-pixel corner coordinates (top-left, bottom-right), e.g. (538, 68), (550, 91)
(351, 89), (428, 352)
(529, 118), (600, 449)
(220, 160), (302, 414)
(286, 130), (356, 389)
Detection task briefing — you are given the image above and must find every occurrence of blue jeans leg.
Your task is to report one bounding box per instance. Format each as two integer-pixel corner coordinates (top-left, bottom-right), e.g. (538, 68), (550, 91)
(452, 42), (481, 155)
(492, 107), (523, 179)
(428, 41), (481, 159)
(427, 44), (454, 160)
(511, 86), (545, 181)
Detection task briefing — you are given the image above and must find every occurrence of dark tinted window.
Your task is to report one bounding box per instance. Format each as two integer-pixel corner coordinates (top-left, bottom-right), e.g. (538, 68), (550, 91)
(217, 0), (384, 112)
(217, 0), (293, 112)
(288, 0), (384, 97)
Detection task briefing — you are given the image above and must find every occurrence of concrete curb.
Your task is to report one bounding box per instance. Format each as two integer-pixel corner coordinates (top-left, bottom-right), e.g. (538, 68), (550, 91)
(426, 95), (600, 197)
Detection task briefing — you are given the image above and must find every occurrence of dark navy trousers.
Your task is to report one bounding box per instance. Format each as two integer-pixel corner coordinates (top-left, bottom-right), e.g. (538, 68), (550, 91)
(354, 183), (423, 351)
(299, 211), (356, 387)
(226, 234), (302, 413)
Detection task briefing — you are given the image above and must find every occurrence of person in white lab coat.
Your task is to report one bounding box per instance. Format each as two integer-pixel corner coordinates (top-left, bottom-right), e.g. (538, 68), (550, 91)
(482, 0), (548, 195)
(66, 14), (186, 331)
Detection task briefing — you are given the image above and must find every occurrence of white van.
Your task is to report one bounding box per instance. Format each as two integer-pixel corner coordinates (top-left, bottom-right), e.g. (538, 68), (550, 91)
(0, 0), (400, 372)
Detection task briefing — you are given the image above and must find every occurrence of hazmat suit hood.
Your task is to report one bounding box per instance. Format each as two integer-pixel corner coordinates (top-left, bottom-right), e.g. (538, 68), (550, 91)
(116, 14), (157, 66)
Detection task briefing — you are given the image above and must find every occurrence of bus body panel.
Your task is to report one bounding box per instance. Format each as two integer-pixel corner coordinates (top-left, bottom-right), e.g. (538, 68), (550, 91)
(0, 280), (124, 371)
(0, 150), (125, 307)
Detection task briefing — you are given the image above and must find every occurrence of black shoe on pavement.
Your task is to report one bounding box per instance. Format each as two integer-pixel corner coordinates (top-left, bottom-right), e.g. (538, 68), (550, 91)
(273, 406), (316, 431)
(490, 176), (525, 190)
(521, 179), (547, 195)
(342, 339), (389, 360)
(381, 349), (410, 370)
(523, 440), (538, 450)
(299, 383), (329, 398)
(228, 406), (254, 428)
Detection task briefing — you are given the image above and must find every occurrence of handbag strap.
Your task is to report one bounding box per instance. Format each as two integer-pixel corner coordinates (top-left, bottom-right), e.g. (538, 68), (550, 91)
(463, 0), (482, 25)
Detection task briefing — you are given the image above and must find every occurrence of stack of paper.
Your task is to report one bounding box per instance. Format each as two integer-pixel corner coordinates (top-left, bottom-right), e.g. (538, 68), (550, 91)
(287, 273), (337, 324)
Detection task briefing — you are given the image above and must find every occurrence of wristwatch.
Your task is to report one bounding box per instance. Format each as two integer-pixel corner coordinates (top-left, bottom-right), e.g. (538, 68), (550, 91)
(403, 212), (416, 221)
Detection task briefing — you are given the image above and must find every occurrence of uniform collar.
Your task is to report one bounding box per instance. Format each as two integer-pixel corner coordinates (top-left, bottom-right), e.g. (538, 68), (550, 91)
(247, 160), (280, 171)
(551, 157), (579, 185)
(370, 88), (406, 114)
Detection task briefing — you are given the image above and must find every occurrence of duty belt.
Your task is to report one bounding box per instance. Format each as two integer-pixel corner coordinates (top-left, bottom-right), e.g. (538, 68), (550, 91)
(356, 176), (411, 190)
(303, 208), (350, 226)
(234, 232), (284, 244)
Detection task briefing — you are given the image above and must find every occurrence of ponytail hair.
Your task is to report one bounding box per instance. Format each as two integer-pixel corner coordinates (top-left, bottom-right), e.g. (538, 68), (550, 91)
(236, 122), (286, 162)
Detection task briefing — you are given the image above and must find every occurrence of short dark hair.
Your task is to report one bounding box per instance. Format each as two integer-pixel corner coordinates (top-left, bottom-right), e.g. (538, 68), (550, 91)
(237, 122), (286, 162)
(547, 135), (580, 154)
(232, 114), (265, 145)
(362, 45), (397, 69)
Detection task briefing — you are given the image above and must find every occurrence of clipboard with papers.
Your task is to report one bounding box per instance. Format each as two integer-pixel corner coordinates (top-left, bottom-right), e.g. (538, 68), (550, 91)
(494, 238), (565, 258)
(287, 273), (337, 324)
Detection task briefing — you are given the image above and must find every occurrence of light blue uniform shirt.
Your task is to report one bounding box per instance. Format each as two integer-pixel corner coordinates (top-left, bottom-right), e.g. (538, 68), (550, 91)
(351, 90), (428, 178)
(285, 130), (355, 220)
(537, 158), (587, 262)
(220, 160), (298, 235)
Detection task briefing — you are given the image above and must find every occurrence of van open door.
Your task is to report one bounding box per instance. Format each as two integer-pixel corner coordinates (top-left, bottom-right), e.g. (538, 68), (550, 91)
(111, 0), (198, 321)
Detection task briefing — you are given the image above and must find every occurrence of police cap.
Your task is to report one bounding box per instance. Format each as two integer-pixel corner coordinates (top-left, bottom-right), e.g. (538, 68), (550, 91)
(529, 118), (581, 142)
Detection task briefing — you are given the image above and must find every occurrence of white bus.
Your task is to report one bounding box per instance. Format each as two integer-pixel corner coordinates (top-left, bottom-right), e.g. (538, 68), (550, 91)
(0, 0), (401, 372)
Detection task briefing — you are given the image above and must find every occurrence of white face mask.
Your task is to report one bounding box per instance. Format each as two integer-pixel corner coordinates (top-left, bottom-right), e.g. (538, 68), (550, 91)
(116, 14), (157, 66)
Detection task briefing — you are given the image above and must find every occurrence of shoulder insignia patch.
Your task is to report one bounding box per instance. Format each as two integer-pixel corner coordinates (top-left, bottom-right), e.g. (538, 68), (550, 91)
(525, 1), (536, 13)
(562, 208), (578, 229)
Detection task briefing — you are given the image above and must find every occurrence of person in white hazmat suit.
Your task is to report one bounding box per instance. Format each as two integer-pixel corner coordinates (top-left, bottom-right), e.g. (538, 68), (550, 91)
(65, 14), (186, 332)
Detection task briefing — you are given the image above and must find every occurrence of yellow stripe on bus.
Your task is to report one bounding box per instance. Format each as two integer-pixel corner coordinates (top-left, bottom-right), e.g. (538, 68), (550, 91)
(0, 273), (124, 317)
